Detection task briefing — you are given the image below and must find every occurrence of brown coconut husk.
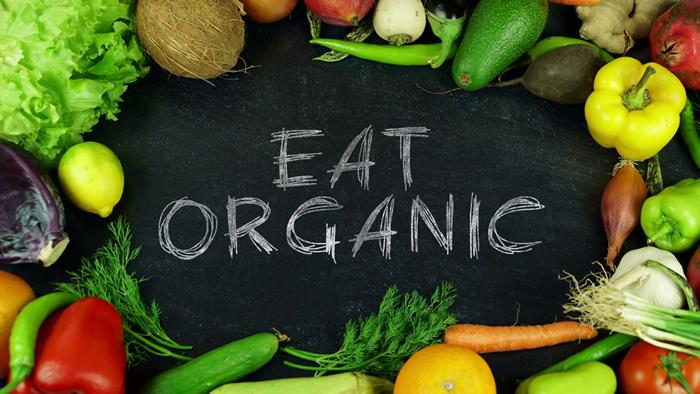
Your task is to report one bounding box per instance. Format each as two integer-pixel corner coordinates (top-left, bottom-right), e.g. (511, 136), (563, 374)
(135, 0), (245, 80)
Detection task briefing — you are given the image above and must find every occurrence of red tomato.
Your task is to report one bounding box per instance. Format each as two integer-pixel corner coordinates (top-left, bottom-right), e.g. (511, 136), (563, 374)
(241, 0), (298, 23)
(620, 342), (700, 394)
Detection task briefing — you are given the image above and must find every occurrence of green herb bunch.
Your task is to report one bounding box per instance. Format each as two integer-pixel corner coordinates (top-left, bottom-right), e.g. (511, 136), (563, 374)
(283, 283), (457, 379)
(56, 217), (192, 365)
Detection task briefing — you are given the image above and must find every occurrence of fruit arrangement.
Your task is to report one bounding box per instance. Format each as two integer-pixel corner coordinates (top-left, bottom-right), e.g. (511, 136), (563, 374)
(2, 0), (700, 393)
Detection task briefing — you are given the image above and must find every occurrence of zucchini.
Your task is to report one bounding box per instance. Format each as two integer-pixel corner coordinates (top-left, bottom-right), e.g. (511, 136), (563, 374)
(211, 372), (394, 394)
(142, 332), (280, 394)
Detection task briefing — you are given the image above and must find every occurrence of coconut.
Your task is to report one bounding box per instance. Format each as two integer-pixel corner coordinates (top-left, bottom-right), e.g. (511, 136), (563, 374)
(135, 0), (245, 79)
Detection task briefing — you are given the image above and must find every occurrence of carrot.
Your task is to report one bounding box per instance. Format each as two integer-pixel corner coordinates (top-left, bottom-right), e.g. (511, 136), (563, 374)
(549, 0), (599, 6)
(444, 321), (598, 353)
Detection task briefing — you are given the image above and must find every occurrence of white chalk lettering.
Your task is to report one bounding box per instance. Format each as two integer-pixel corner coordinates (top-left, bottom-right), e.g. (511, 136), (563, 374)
(469, 193), (481, 259)
(158, 197), (218, 260)
(382, 127), (429, 190)
(286, 196), (343, 262)
(350, 195), (396, 258)
(328, 125), (375, 190)
(488, 196), (545, 255)
(226, 196), (277, 257)
(410, 195), (454, 254)
(271, 129), (324, 189)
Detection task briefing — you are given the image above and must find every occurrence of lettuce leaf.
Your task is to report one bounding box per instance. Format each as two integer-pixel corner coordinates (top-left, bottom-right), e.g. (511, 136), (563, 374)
(0, 0), (149, 166)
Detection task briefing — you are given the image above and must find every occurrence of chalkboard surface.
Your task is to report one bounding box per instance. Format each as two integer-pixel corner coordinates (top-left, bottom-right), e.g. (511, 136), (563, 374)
(5, 3), (699, 392)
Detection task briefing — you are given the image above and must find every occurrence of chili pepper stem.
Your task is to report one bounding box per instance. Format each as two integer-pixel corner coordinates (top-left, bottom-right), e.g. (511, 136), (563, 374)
(647, 222), (674, 244)
(624, 67), (656, 110)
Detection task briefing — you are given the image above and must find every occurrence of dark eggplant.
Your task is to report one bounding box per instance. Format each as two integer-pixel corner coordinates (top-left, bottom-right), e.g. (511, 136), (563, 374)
(425, 0), (467, 68)
(0, 140), (69, 267)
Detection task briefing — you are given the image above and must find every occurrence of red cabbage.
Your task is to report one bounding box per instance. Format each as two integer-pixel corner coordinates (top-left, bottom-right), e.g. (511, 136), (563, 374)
(0, 140), (69, 267)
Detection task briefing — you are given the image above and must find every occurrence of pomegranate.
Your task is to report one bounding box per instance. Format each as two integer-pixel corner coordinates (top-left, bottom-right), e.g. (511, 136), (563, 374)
(304, 0), (376, 26)
(650, 0), (700, 90)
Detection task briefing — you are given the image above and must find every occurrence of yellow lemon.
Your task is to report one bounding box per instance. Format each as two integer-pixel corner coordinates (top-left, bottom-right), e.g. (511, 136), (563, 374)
(394, 344), (497, 394)
(58, 142), (124, 218)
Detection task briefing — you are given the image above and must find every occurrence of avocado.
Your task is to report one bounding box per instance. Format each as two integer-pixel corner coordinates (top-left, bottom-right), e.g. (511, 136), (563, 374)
(451, 0), (548, 91)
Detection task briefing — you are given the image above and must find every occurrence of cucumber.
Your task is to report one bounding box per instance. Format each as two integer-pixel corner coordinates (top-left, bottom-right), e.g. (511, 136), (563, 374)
(211, 372), (394, 394)
(142, 333), (280, 394)
(451, 0), (548, 91)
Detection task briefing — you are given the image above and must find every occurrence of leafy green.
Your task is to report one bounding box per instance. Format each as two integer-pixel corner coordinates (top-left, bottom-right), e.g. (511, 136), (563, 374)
(0, 0), (149, 166)
(56, 217), (192, 365)
(283, 283), (457, 379)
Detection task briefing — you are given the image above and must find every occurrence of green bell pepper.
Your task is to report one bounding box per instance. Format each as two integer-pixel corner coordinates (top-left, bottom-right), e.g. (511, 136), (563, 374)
(641, 178), (700, 253)
(527, 362), (616, 394)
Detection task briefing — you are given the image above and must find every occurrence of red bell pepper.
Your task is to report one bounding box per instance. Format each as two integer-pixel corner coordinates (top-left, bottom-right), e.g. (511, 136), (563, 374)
(11, 297), (126, 394)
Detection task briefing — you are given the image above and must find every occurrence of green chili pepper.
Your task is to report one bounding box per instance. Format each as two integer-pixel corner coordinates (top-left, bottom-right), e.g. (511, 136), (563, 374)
(309, 39), (458, 67)
(527, 362), (617, 394)
(641, 178), (700, 253)
(515, 333), (637, 394)
(0, 292), (78, 394)
(425, 0), (466, 68)
(679, 100), (700, 170)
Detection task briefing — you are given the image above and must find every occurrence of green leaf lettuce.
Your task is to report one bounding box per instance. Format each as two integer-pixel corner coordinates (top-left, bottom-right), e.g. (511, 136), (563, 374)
(0, 0), (149, 165)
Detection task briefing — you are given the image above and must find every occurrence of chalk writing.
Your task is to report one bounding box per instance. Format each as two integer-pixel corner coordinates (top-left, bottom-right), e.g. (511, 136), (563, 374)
(382, 127), (429, 190)
(488, 196), (545, 255)
(158, 125), (547, 263)
(469, 193), (481, 260)
(350, 195), (396, 259)
(272, 129), (323, 189)
(328, 125), (374, 190)
(226, 196), (277, 257)
(286, 196), (343, 262)
(410, 195), (453, 254)
(159, 197), (218, 260)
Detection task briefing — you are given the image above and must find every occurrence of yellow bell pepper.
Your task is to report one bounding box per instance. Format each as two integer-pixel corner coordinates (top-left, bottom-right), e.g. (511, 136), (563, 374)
(584, 57), (686, 161)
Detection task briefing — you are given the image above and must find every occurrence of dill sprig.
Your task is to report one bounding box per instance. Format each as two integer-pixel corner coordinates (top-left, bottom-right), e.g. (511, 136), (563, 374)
(55, 217), (192, 366)
(283, 283), (457, 379)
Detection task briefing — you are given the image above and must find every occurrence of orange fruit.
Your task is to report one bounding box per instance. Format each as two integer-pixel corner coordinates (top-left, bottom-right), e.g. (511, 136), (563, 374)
(0, 270), (35, 378)
(394, 344), (497, 394)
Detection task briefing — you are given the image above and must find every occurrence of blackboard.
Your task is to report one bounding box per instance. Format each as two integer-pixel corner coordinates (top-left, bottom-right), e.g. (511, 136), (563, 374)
(5, 3), (699, 392)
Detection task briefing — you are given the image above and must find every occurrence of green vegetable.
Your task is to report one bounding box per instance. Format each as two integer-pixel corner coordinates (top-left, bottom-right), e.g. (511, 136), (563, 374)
(55, 217), (191, 365)
(425, 0), (467, 68)
(309, 39), (458, 67)
(527, 36), (615, 64)
(451, 0), (548, 90)
(679, 100), (700, 170)
(515, 334), (637, 394)
(210, 372), (394, 394)
(563, 261), (700, 359)
(641, 178), (700, 253)
(143, 333), (281, 394)
(0, 293), (78, 394)
(283, 283), (457, 379)
(0, 0), (149, 166)
(527, 362), (617, 394)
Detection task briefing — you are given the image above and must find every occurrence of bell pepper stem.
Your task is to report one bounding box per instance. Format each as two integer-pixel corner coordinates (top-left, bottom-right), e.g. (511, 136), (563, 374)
(624, 67), (656, 110)
(647, 222), (674, 244)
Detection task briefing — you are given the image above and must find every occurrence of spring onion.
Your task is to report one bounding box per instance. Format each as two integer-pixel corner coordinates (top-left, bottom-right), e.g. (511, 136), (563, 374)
(609, 246), (687, 309)
(564, 260), (700, 358)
